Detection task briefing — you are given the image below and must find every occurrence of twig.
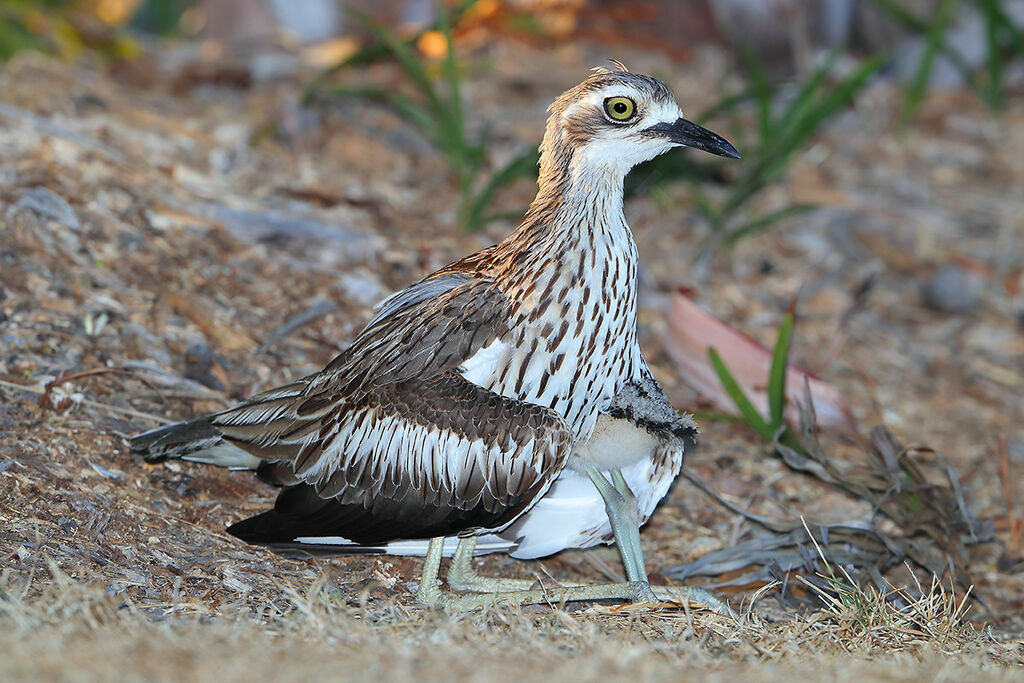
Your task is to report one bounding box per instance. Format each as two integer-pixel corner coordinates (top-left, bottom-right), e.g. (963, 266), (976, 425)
(118, 361), (229, 403)
(680, 467), (793, 533)
(257, 298), (339, 354)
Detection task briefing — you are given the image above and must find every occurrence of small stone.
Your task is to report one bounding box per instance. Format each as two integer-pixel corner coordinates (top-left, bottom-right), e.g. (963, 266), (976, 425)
(920, 265), (980, 314)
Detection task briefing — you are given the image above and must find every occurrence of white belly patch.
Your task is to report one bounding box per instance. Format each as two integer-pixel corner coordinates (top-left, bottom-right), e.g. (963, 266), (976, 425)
(568, 414), (659, 471)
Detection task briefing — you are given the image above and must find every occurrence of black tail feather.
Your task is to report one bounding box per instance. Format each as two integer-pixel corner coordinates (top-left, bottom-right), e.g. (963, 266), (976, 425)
(130, 415), (220, 462)
(227, 483), (504, 550)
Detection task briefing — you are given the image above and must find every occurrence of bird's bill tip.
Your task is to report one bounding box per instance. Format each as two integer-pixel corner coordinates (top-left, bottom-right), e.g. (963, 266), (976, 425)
(645, 118), (741, 159)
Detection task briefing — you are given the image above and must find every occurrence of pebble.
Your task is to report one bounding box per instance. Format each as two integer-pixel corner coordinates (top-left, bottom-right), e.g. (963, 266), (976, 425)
(919, 264), (980, 314)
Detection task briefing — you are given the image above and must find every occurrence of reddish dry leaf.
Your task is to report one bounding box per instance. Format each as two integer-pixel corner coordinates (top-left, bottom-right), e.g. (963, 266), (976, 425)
(665, 291), (855, 431)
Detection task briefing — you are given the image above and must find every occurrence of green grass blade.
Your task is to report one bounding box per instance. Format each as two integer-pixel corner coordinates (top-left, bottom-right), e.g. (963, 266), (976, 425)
(435, 3), (477, 187)
(777, 51), (838, 133)
(718, 55), (882, 222)
(795, 54), (884, 130)
(987, 0), (1024, 57)
(695, 89), (757, 124)
(904, 0), (957, 120)
(773, 52), (879, 159)
(325, 85), (438, 139)
(300, 42), (395, 103)
(738, 47), (776, 139)
(868, 0), (931, 31)
(438, 5), (462, 136)
(869, 0), (990, 103)
(768, 312), (795, 428)
(979, 0), (1005, 107)
(977, 0), (1024, 107)
(0, 17), (41, 61)
(868, 0), (975, 69)
(346, 7), (446, 121)
(301, 0), (479, 104)
(708, 347), (773, 440)
(723, 203), (816, 247)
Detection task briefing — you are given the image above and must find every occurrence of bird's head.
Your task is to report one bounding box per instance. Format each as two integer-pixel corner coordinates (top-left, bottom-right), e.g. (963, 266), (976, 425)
(539, 63), (739, 189)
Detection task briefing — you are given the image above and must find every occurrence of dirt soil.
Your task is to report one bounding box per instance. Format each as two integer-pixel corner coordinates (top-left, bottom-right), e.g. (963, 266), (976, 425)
(1, 39), (1023, 681)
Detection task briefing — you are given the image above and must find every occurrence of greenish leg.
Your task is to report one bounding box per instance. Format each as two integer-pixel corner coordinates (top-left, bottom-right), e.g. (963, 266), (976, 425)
(416, 474), (738, 617)
(583, 465), (649, 583)
(416, 535), (671, 610)
(447, 536), (551, 592)
(414, 536), (448, 606)
(588, 466), (737, 617)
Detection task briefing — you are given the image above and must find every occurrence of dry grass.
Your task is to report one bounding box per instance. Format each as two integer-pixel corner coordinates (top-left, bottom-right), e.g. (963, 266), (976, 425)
(2, 36), (1024, 681)
(1, 562), (1020, 682)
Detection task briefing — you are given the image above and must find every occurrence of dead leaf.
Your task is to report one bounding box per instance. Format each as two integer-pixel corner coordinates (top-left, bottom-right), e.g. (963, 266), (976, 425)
(665, 291), (855, 431)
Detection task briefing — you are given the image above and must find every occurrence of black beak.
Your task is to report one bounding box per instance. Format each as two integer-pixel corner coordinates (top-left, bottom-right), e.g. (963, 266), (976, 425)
(644, 118), (740, 159)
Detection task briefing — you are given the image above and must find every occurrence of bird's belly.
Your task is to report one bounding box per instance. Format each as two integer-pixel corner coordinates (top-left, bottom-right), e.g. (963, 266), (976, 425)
(492, 445), (682, 560)
(567, 413), (659, 471)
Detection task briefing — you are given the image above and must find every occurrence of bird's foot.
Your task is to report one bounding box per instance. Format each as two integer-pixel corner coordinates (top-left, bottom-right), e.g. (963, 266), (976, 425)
(446, 536), (552, 593)
(418, 579), (667, 611)
(417, 536), (735, 616)
(649, 583), (737, 617)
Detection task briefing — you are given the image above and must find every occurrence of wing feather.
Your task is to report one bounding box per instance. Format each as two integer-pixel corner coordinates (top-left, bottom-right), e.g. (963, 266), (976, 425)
(228, 372), (573, 545)
(211, 272), (572, 542)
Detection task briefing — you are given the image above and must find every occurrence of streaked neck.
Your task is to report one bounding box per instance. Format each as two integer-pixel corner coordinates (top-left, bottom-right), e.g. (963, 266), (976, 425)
(514, 151), (630, 251)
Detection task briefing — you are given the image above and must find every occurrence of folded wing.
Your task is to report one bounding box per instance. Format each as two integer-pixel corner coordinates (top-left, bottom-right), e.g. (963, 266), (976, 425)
(210, 273), (574, 545)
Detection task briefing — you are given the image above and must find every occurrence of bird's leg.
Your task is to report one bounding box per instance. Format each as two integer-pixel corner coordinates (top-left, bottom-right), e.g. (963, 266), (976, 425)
(414, 536), (447, 607)
(583, 465), (650, 585)
(418, 535), (656, 608)
(586, 466), (737, 616)
(447, 537), (550, 592)
(610, 468), (649, 582)
(417, 534), (733, 614)
(417, 510), (734, 615)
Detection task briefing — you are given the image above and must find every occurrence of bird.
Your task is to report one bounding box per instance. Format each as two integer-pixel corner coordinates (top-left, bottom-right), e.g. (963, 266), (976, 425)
(131, 63), (740, 611)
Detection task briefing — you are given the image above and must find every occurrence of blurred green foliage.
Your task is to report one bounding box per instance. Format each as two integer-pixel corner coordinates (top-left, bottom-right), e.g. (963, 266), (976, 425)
(707, 309), (803, 453)
(304, 3), (538, 232)
(0, 0), (138, 61)
(631, 52), (884, 255)
(128, 0), (194, 37)
(870, 0), (1024, 117)
(6, 0), (1021, 246)
(305, 9), (883, 242)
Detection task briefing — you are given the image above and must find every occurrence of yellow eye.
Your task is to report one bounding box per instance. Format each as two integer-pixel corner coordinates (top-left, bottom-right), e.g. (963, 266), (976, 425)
(604, 96), (637, 122)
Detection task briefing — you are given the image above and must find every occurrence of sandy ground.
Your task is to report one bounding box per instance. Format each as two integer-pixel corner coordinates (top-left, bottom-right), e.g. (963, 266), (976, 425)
(1, 36), (1023, 679)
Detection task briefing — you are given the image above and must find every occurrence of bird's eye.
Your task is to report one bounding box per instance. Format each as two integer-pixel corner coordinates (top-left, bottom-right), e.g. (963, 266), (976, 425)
(603, 96), (637, 122)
